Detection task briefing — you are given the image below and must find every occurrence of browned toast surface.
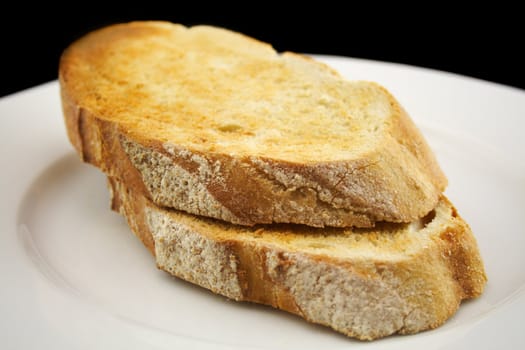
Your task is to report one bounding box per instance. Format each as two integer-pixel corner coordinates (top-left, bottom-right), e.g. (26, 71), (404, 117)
(60, 21), (447, 227)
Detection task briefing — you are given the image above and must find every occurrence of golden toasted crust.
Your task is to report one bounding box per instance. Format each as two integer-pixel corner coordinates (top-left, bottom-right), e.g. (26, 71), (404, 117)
(59, 21), (447, 228)
(108, 176), (486, 341)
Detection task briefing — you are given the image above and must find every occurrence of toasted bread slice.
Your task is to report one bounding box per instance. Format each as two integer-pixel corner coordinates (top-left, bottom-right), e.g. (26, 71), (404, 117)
(60, 21), (447, 228)
(108, 177), (486, 340)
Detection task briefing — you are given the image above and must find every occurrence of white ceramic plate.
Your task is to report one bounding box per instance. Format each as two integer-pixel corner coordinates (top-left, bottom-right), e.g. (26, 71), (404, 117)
(1, 55), (524, 349)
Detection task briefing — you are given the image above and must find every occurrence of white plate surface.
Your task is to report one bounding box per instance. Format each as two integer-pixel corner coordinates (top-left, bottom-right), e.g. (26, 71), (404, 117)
(1, 55), (524, 349)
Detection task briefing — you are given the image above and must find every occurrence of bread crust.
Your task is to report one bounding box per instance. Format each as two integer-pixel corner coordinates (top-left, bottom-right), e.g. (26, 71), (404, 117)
(108, 177), (486, 340)
(59, 21), (447, 228)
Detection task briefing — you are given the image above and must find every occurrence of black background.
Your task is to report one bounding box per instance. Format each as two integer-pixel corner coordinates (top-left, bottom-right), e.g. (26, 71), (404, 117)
(1, 4), (523, 97)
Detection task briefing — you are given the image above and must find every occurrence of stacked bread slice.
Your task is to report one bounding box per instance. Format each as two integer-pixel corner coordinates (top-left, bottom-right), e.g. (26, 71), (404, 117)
(59, 21), (486, 340)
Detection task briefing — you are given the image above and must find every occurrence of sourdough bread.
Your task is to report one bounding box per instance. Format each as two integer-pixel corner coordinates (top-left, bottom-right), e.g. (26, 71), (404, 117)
(108, 177), (486, 340)
(60, 21), (447, 227)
